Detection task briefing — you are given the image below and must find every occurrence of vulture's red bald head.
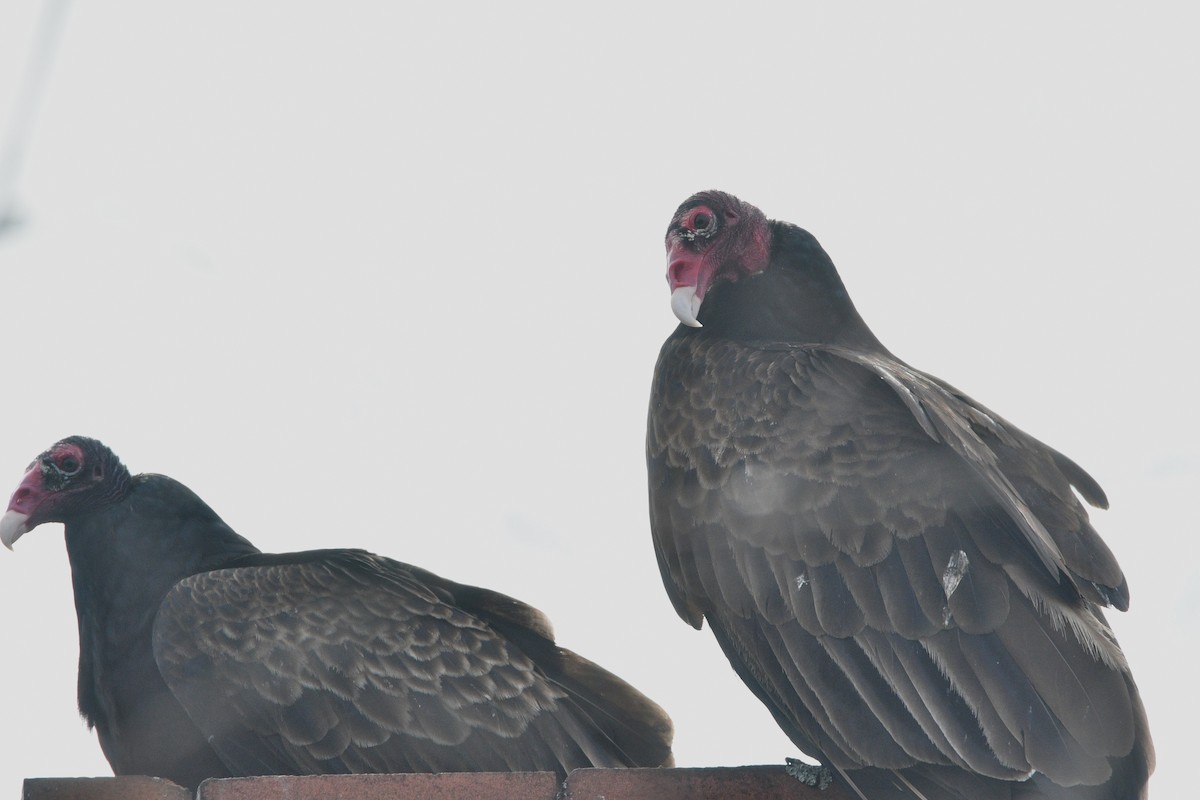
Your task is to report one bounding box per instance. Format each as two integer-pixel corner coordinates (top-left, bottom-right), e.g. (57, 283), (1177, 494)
(664, 190), (771, 327)
(1, 436), (129, 549)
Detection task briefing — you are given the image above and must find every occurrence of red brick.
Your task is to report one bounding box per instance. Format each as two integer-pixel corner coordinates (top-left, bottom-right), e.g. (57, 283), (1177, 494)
(563, 766), (860, 800)
(22, 777), (190, 800)
(196, 772), (561, 800)
(20, 767), (868, 800)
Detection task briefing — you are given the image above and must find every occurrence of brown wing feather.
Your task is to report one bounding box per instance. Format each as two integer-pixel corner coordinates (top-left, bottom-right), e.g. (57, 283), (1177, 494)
(647, 332), (1150, 794)
(153, 550), (671, 776)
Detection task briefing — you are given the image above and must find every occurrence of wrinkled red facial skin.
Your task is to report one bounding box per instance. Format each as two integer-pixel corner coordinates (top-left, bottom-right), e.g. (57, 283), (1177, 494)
(664, 193), (771, 303)
(667, 248), (706, 292)
(6, 441), (86, 524)
(7, 465), (48, 515)
(666, 205), (719, 297)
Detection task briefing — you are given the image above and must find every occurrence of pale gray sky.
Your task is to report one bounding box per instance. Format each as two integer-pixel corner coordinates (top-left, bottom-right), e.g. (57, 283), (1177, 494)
(1, 3), (1195, 798)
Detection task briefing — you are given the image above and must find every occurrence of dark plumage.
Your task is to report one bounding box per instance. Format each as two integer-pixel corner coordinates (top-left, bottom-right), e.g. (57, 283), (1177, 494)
(1, 436), (673, 789)
(647, 190), (1152, 799)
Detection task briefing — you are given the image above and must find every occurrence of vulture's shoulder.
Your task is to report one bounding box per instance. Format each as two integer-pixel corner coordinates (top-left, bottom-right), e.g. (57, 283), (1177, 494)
(648, 338), (1126, 616)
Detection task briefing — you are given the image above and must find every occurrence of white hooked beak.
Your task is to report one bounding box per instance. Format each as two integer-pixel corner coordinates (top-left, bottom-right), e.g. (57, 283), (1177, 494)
(670, 286), (703, 328)
(0, 510), (30, 550)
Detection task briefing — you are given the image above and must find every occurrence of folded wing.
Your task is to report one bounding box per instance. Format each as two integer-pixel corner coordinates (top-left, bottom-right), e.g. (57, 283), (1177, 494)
(153, 549), (672, 776)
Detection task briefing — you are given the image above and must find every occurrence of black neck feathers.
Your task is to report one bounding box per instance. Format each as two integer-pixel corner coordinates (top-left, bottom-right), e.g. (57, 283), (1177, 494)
(695, 222), (884, 351)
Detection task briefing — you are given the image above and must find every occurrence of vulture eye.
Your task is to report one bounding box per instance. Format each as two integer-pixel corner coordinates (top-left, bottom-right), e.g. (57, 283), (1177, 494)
(59, 457), (81, 475)
(679, 207), (719, 241)
(691, 208), (715, 232)
(676, 206), (720, 242)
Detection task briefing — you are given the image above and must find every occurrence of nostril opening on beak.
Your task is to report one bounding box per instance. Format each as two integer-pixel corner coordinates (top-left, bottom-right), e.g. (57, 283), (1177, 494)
(667, 256), (702, 291)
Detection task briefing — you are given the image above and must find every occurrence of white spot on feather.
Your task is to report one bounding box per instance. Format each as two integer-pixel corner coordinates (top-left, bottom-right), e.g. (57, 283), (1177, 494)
(794, 574), (809, 590)
(941, 551), (970, 628)
(942, 550), (969, 599)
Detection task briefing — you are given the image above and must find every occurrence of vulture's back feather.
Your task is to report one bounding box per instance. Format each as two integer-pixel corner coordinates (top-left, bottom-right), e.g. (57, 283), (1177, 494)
(153, 549), (674, 777)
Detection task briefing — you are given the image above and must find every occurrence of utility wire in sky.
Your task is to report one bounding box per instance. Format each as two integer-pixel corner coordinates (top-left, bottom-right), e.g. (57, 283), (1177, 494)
(0, 0), (71, 236)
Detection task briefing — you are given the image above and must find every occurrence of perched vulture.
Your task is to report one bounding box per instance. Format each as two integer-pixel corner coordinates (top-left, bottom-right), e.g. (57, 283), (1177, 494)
(1, 436), (673, 789)
(647, 191), (1152, 800)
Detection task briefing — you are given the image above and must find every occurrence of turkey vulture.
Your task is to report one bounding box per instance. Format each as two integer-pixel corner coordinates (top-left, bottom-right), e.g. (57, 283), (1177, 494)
(646, 190), (1153, 800)
(1, 436), (673, 789)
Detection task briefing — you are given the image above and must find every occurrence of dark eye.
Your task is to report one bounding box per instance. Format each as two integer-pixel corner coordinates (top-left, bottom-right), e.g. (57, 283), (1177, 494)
(59, 457), (81, 475)
(693, 212), (712, 230)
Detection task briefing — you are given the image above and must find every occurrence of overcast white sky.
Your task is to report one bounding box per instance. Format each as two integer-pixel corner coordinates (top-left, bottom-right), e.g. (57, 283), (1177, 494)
(1, 3), (1196, 798)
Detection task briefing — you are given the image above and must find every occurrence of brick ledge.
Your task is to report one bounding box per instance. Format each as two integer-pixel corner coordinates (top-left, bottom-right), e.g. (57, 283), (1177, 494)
(23, 766), (858, 800)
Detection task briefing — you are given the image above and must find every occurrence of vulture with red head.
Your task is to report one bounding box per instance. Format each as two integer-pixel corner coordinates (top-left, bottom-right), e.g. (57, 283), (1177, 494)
(646, 190), (1152, 799)
(2, 436), (673, 789)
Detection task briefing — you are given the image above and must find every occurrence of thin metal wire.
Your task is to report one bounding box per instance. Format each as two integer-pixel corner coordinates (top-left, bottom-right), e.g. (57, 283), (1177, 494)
(0, 0), (71, 234)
